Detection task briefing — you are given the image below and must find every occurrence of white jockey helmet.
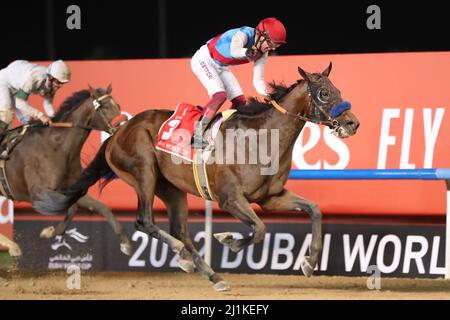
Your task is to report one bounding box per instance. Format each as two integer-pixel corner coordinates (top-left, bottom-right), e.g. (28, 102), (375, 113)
(47, 60), (71, 83)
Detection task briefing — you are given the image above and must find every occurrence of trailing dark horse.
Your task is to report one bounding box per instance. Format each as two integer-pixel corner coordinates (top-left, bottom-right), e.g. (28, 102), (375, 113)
(0, 85), (132, 259)
(36, 64), (359, 291)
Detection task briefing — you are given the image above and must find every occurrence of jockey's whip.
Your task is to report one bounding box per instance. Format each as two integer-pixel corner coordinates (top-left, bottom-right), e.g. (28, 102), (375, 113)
(48, 122), (73, 128)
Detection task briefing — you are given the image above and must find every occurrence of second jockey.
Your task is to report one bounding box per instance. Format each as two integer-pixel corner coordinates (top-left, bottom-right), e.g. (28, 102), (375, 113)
(0, 59), (71, 158)
(190, 17), (287, 148)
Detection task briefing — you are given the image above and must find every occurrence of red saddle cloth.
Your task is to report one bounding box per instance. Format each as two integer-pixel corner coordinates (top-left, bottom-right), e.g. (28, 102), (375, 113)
(156, 103), (203, 161)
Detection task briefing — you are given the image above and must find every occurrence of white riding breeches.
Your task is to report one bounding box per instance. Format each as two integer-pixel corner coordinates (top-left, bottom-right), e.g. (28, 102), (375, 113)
(191, 45), (244, 100)
(0, 82), (14, 124)
(0, 82), (31, 125)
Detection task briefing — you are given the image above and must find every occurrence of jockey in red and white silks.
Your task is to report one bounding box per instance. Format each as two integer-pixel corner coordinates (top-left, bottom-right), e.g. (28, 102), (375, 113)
(190, 17), (287, 148)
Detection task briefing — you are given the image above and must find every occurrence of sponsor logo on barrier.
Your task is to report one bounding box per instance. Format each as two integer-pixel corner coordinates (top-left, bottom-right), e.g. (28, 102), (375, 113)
(51, 228), (89, 251)
(48, 228), (93, 271)
(14, 220), (447, 278)
(125, 226), (446, 277)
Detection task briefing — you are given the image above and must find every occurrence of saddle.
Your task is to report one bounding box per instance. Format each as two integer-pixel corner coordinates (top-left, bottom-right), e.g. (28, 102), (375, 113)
(156, 103), (237, 162)
(155, 103), (237, 201)
(0, 124), (31, 199)
(0, 125), (30, 160)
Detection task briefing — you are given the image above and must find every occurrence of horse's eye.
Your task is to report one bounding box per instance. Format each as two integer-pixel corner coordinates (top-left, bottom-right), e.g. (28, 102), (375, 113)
(318, 89), (330, 102)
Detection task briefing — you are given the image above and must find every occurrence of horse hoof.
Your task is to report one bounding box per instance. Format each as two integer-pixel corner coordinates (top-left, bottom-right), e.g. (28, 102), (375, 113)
(300, 256), (314, 277)
(40, 226), (55, 238)
(120, 243), (133, 256)
(213, 232), (241, 252)
(214, 232), (233, 244)
(173, 241), (186, 256)
(213, 281), (230, 292)
(9, 245), (23, 258)
(178, 259), (195, 273)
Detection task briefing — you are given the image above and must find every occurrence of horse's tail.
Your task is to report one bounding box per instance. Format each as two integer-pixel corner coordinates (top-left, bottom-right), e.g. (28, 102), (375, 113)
(32, 138), (113, 214)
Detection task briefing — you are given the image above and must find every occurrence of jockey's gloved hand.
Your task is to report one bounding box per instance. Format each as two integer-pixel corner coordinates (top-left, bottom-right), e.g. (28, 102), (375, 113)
(257, 94), (271, 103)
(245, 47), (257, 58)
(38, 114), (51, 125)
(0, 120), (9, 132)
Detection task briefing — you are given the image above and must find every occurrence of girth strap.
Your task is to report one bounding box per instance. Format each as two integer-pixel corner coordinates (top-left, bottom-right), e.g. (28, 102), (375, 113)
(0, 159), (14, 200)
(192, 149), (215, 201)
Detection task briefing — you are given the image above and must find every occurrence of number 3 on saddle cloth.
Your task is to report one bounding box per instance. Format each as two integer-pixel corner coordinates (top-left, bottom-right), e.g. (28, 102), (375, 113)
(156, 102), (236, 162)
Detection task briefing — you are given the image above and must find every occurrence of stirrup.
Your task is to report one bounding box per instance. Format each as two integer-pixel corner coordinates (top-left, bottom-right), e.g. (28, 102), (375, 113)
(0, 150), (9, 160)
(191, 135), (208, 149)
(191, 117), (209, 149)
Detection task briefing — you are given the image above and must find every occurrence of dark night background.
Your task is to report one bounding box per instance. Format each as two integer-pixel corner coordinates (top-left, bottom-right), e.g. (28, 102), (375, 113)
(1, 0), (449, 66)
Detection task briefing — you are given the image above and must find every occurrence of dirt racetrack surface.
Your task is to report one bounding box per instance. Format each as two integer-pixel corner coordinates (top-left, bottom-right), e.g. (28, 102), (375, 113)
(1, 271), (450, 300)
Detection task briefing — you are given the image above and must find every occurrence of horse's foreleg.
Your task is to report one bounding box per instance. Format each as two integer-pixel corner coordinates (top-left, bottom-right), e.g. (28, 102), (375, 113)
(259, 189), (322, 277)
(76, 195), (132, 256)
(217, 191), (266, 253)
(0, 232), (22, 258)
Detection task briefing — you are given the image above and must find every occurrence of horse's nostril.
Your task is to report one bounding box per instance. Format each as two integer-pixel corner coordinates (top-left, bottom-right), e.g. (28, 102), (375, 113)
(346, 120), (359, 131)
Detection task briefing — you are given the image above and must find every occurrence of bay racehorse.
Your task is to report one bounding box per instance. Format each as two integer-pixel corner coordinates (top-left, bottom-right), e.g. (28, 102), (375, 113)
(35, 63), (359, 291)
(0, 85), (132, 260)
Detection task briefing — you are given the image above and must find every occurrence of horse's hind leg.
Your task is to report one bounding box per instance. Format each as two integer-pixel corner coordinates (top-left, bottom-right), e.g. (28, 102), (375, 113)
(39, 195), (132, 256)
(117, 156), (187, 258)
(155, 178), (230, 292)
(158, 186), (195, 274)
(40, 202), (78, 239)
(76, 195), (132, 256)
(107, 129), (187, 260)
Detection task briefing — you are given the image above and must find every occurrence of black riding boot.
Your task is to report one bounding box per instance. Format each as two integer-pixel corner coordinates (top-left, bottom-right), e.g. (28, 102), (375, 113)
(0, 120), (10, 160)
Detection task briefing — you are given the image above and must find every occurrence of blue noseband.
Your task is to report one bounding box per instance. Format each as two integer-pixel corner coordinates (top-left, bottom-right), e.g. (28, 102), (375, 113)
(330, 101), (351, 118)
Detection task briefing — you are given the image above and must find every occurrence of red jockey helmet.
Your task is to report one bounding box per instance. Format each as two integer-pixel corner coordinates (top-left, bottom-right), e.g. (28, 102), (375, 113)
(256, 17), (287, 44)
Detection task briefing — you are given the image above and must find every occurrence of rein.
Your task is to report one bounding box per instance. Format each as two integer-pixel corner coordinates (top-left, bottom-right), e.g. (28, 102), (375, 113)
(259, 83), (351, 129)
(46, 94), (123, 134)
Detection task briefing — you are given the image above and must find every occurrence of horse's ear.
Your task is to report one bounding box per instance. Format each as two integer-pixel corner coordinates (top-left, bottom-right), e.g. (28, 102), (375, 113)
(106, 83), (113, 94)
(298, 67), (312, 82)
(88, 84), (96, 97)
(322, 62), (332, 77)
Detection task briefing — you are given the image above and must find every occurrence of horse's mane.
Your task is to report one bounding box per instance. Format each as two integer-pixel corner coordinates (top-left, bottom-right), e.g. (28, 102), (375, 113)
(52, 90), (91, 122)
(234, 81), (301, 117)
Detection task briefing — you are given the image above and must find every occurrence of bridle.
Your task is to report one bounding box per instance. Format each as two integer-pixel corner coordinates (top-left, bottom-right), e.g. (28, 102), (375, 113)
(20, 93), (125, 137)
(70, 94), (119, 135)
(265, 80), (351, 131)
(91, 94), (118, 134)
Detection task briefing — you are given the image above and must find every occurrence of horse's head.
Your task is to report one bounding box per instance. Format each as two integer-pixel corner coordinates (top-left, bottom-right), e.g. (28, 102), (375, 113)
(297, 63), (359, 138)
(87, 84), (122, 134)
